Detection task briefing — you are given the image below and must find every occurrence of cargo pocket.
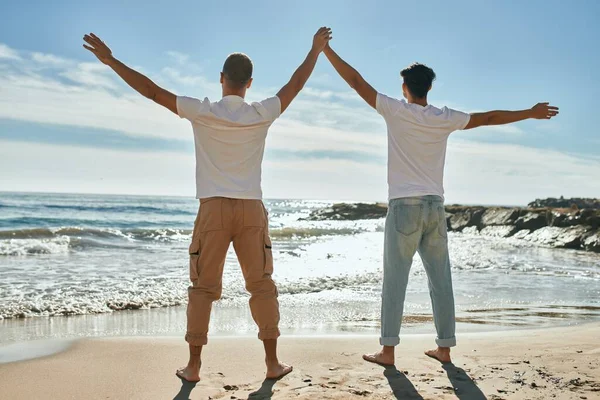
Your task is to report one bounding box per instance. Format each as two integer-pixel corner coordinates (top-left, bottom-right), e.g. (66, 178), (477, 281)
(437, 205), (448, 239)
(189, 252), (200, 282)
(188, 229), (201, 282)
(394, 204), (422, 236)
(264, 233), (273, 275)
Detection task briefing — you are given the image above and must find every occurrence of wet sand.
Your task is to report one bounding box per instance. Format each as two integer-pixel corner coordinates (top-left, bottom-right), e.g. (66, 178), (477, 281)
(0, 323), (599, 399)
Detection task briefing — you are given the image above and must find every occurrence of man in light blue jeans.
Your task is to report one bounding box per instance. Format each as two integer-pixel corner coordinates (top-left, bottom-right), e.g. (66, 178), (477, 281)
(323, 41), (558, 365)
(381, 196), (455, 349)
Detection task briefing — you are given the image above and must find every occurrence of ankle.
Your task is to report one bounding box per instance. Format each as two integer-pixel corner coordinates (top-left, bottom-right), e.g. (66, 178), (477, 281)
(265, 357), (280, 366)
(382, 346), (395, 356)
(186, 362), (201, 372)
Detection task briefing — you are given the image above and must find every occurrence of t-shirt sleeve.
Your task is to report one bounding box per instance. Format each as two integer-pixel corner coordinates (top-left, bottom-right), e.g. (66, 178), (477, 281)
(445, 108), (471, 131)
(253, 96), (281, 122)
(176, 96), (210, 121)
(376, 93), (407, 119)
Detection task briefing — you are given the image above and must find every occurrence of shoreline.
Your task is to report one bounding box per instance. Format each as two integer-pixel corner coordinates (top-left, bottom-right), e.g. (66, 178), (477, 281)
(1, 323), (598, 399)
(3, 318), (600, 364)
(2, 299), (599, 346)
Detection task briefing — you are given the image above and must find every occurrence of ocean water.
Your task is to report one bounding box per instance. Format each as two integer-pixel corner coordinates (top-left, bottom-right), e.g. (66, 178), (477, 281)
(1, 192), (599, 344)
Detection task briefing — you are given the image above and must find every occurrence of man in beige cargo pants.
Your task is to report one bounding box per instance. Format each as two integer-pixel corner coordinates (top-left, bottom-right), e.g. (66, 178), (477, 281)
(83, 27), (333, 382)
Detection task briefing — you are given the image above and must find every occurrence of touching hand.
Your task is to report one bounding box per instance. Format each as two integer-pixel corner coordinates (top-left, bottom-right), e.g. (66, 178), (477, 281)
(83, 33), (114, 65)
(312, 27), (332, 53)
(531, 102), (559, 120)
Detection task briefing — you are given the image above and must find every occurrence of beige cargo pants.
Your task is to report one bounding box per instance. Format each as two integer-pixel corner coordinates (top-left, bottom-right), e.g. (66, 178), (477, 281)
(185, 197), (280, 346)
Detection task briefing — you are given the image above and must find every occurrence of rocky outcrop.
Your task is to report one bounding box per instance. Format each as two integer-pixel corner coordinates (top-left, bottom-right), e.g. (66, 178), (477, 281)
(444, 205), (599, 252)
(302, 198), (600, 253)
(302, 202), (388, 221)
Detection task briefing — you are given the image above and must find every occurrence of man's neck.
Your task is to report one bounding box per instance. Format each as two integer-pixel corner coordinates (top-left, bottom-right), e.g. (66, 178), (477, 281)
(408, 97), (428, 107)
(222, 89), (246, 99)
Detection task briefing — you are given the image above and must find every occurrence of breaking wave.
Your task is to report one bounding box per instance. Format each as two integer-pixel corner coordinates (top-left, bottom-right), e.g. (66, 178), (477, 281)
(0, 271), (382, 319)
(0, 236), (71, 256)
(0, 226), (366, 256)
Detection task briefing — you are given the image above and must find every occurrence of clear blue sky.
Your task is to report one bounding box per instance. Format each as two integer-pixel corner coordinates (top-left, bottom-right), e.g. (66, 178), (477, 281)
(0, 0), (598, 204)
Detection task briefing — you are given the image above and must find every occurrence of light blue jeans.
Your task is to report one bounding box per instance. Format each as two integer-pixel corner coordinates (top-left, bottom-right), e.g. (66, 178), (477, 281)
(380, 195), (456, 348)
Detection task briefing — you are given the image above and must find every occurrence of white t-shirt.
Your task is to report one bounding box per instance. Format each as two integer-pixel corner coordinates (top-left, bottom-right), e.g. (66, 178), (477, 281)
(177, 95), (281, 199)
(376, 93), (470, 201)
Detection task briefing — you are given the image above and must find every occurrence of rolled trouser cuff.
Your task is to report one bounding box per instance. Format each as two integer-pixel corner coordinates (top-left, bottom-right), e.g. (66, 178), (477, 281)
(258, 328), (280, 341)
(185, 332), (208, 346)
(380, 336), (400, 346)
(436, 336), (456, 347)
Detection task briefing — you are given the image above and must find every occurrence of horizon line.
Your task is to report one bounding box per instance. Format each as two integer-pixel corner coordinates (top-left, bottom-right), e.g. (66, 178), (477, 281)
(0, 189), (549, 208)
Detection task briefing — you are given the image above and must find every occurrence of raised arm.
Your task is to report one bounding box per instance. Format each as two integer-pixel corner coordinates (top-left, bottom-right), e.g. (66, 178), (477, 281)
(323, 44), (377, 109)
(464, 103), (559, 130)
(276, 27), (332, 113)
(83, 33), (177, 115)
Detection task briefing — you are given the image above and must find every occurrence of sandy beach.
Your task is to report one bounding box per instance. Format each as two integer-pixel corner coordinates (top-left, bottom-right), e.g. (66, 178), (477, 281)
(1, 323), (598, 399)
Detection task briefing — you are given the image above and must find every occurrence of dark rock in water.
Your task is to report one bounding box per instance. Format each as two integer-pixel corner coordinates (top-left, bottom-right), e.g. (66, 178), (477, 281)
(480, 208), (520, 226)
(549, 211), (576, 227)
(302, 202), (387, 221)
(446, 206), (485, 231)
(515, 212), (547, 231)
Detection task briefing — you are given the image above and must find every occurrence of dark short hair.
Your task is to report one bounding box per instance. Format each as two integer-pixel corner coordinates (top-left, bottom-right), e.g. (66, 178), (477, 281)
(400, 63), (436, 98)
(222, 53), (253, 89)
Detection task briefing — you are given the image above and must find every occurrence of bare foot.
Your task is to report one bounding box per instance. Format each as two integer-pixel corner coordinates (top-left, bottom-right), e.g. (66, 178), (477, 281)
(425, 347), (451, 363)
(363, 351), (395, 367)
(176, 365), (201, 383)
(266, 362), (293, 380)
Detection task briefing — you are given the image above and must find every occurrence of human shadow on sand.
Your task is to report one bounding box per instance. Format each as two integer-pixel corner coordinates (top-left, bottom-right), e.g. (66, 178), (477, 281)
(173, 378), (197, 400)
(383, 366), (425, 400)
(172, 376), (280, 400)
(442, 363), (487, 400)
(247, 378), (278, 400)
